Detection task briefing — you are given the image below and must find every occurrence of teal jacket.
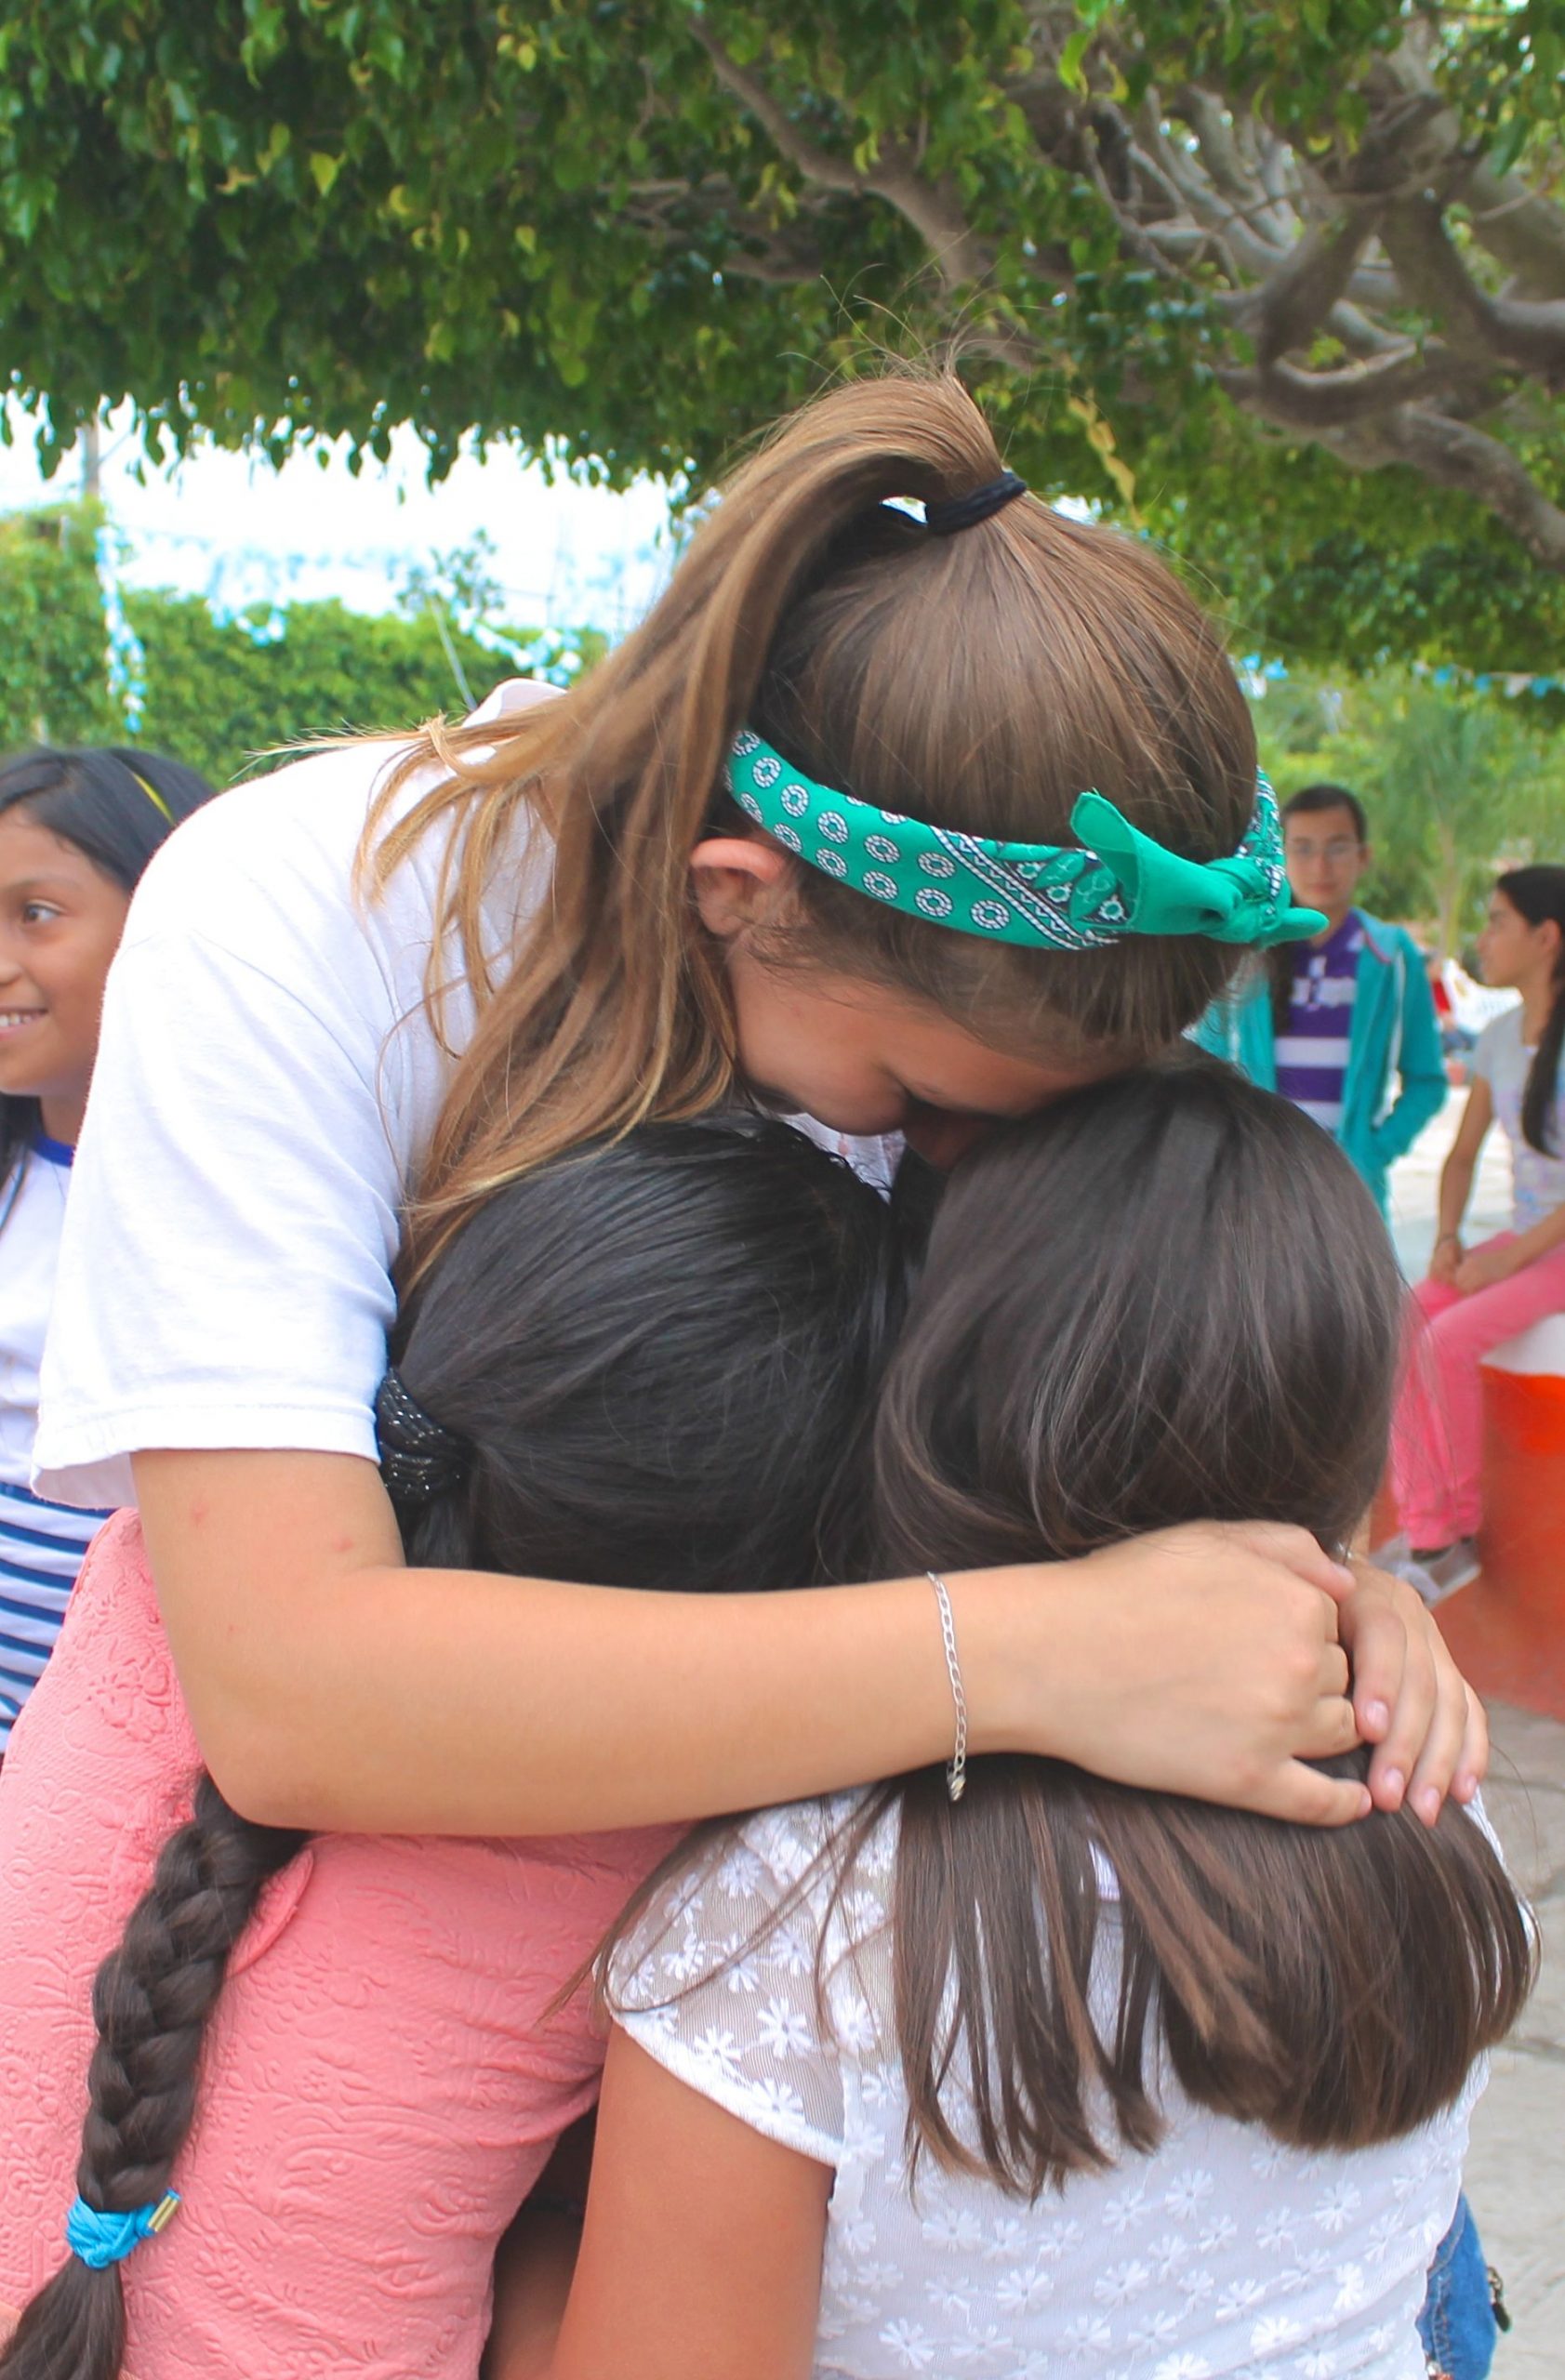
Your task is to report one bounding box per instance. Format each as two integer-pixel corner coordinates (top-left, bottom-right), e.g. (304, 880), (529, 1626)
(1192, 912), (1448, 1212)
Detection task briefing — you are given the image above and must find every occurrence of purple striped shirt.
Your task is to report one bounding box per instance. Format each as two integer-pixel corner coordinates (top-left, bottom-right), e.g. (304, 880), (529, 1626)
(1274, 913), (1362, 1133)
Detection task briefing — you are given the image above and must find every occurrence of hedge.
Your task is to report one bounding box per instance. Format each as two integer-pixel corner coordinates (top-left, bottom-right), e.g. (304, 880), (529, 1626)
(0, 500), (603, 787)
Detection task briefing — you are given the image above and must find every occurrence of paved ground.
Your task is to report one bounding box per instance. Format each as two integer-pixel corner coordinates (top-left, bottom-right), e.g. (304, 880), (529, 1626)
(1463, 1700), (1565, 2378)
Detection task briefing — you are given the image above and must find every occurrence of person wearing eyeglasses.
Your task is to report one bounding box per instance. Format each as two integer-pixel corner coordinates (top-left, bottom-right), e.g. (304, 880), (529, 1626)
(1194, 783), (1447, 1213)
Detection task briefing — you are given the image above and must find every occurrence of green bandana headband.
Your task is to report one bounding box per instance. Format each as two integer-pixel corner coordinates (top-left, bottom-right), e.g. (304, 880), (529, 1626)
(726, 731), (1324, 950)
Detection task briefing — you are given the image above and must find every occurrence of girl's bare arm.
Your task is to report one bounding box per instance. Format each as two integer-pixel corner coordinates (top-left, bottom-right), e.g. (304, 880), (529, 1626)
(540, 2028), (829, 2380)
(135, 1449), (1478, 1836)
(481, 2209), (581, 2380)
(1435, 1075), (1492, 1248)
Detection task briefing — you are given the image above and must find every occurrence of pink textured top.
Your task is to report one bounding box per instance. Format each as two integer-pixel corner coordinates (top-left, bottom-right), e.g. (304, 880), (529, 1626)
(0, 1514), (678, 2378)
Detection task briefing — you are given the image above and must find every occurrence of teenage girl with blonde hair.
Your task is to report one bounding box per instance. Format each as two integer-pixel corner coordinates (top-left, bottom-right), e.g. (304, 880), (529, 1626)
(0, 374), (1477, 2370)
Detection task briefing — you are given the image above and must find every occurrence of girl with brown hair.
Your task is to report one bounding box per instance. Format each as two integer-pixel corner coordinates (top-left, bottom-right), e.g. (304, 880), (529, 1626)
(546, 1063), (1531, 2380)
(0, 373), (1475, 2362)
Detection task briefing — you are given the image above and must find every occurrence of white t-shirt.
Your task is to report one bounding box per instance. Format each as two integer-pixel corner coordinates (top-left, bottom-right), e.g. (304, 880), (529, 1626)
(0, 1138), (72, 1490)
(615, 1793), (1481, 2380)
(35, 687), (897, 1512)
(0, 1138), (111, 1745)
(1473, 1005), (1565, 1234)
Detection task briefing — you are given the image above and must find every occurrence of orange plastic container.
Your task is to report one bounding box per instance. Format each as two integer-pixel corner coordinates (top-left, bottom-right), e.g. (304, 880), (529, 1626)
(1436, 1364), (1565, 1720)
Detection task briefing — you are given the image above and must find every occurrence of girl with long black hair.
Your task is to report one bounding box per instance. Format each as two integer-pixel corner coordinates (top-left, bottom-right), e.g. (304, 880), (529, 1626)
(1393, 864), (1565, 1593)
(0, 1118), (902, 2379)
(0, 747), (216, 1750)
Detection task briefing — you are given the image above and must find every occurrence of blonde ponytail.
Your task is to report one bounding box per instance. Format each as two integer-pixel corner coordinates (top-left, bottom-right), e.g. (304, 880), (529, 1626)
(367, 369), (1256, 1274)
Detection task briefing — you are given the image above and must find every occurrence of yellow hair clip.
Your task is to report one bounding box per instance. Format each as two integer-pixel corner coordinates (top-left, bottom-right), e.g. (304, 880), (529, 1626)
(126, 766), (175, 826)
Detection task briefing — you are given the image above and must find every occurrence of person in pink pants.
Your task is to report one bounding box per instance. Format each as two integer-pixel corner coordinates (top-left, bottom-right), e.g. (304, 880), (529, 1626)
(1393, 866), (1565, 1593)
(0, 1118), (896, 2380)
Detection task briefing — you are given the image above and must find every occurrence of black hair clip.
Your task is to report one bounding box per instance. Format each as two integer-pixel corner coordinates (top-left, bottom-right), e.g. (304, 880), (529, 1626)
(374, 1368), (472, 1504)
(925, 471), (1028, 536)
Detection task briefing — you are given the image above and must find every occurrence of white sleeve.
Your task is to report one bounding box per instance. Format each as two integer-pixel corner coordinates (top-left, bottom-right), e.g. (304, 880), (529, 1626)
(609, 1805), (851, 2169)
(35, 921), (407, 1508)
(1470, 1015), (1505, 1088)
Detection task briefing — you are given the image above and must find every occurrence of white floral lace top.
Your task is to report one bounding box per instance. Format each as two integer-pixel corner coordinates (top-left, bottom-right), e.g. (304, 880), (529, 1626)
(612, 1792), (1482, 2380)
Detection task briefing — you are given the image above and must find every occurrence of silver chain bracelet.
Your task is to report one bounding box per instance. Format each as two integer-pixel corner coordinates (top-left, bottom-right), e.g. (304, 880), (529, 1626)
(928, 1571), (968, 1803)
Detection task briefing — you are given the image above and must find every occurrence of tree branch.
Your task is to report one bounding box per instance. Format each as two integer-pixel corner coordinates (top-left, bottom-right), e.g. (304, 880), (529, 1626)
(1174, 86), (1297, 253)
(1221, 346), (1492, 430)
(1240, 209), (1384, 366)
(686, 12), (1565, 575)
(1369, 32), (1565, 298)
(1380, 404), (1565, 570)
(691, 27), (859, 194)
(1326, 299), (1409, 359)
(1333, 87), (1451, 199)
(1254, 125), (1297, 218)
(693, 23), (996, 297)
(717, 242), (829, 286)
(1381, 196), (1565, 372)
(1132, 103), (1289, 278)
(1463, 163), (1565, 301)
(1077, 113), (1188, 283)
(1174, 86), (1258, 206)
(617, 173), (829, 284)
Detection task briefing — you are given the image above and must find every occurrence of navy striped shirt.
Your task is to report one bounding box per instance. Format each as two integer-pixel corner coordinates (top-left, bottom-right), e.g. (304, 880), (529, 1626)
(0, 1478), (110, 1749)
(1274, 915), (1363, 1134)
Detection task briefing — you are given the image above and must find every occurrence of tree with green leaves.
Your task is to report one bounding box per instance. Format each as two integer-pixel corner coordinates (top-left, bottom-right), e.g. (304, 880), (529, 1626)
(4, 3), (1565, 665)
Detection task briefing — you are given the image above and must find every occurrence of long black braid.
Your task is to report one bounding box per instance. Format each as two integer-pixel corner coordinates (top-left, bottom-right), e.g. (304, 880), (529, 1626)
(0, 1374), (451, 2380)
(0, 1778), (305, 2380)
(0, 1373), (444, 2380)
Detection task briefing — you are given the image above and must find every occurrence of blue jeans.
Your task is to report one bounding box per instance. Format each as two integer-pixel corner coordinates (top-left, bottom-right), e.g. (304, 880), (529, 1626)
(1419, 2197), (1499, 2379)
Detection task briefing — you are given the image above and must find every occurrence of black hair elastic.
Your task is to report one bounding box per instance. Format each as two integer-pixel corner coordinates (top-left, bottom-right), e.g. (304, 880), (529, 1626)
(374, 1368), (472, 1504)
(925, 470), (1028, 536)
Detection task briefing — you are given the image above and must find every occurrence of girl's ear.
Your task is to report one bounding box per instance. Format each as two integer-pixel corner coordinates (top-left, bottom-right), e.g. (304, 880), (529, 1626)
(689, 837), (797, 939)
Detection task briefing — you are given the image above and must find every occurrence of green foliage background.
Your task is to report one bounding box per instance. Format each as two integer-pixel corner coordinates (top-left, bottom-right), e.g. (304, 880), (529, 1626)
(126, 590), (521, 789)
(0, 501), (603, 787)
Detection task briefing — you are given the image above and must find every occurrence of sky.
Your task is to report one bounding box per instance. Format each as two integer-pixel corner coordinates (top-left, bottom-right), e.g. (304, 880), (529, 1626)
(0, 401), (674, 637)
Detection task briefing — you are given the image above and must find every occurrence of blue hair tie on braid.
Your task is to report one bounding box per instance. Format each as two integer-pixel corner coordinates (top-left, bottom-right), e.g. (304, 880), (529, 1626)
(66, 2191), (180, 2268)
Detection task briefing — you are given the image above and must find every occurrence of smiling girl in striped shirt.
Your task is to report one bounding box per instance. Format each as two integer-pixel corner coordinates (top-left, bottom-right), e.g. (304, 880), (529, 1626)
(0, 747), (216, 1754)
